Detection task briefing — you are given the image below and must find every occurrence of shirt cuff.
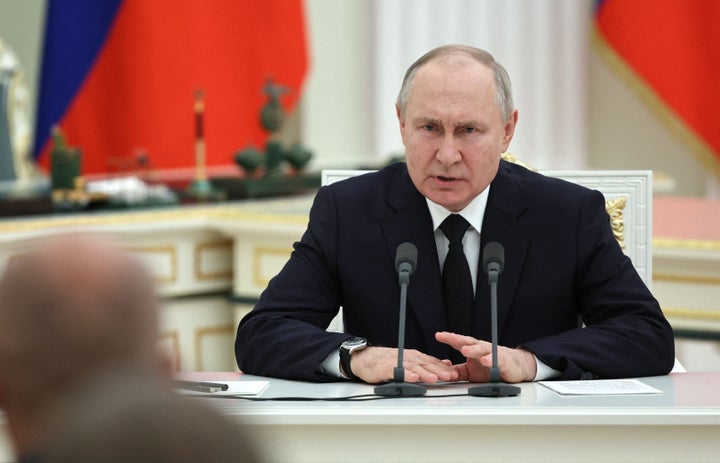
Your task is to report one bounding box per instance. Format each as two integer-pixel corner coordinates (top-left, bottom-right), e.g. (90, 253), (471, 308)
(534, 356), (561, 381)
(317, 348), (345, 379)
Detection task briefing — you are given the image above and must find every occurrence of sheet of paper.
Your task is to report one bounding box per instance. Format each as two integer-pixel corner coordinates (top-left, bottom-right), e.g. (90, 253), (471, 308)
(538, 379), (662, 395)
(177, 381), (269, 396)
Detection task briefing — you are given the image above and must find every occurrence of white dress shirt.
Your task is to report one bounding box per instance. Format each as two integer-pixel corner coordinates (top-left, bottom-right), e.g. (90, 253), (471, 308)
(425, 187), (488, 294)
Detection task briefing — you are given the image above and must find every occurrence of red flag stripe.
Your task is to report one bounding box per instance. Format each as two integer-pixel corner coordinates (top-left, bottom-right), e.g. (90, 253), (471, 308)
(39, 0), (308, 174)
(596, 0), (720, 173)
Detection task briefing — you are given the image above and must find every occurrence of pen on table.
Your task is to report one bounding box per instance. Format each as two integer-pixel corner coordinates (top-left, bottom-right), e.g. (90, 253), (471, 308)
(174, 380), (229, 393)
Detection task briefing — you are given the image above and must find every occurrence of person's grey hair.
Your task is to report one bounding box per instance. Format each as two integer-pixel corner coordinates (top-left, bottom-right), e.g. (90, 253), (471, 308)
(396, 44), (514, 122)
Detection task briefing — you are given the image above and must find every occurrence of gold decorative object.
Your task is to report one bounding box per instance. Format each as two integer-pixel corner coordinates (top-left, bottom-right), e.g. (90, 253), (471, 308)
(230, 78), (318, 198)
(50, 126), (81, 192)
(501, 152), (535, 171)
(49, 127), (108, 209)
(185, 89), (225, 201)
(605, 196), (627, 249)
(193, 89), (207, 182)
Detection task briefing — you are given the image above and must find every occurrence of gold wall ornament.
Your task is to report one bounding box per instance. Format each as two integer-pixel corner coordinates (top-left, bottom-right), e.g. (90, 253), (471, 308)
(253, 245), (295, 288)
(125, 244), (178, 284)
(194, 239), (233, 281)
(194, 324), (235, 371)
(605, 196), (627, 249)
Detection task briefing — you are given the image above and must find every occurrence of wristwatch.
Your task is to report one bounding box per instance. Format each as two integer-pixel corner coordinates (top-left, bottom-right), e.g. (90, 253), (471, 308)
(339, 337), (367, 381)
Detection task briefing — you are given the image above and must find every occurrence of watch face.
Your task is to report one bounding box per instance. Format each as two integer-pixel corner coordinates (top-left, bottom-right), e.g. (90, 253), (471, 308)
(343, 337), (367, 349)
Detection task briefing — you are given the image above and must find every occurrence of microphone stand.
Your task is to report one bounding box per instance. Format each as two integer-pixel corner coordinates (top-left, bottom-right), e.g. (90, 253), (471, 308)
(374, 257), (426, 397)
(468, 245), (521, 397)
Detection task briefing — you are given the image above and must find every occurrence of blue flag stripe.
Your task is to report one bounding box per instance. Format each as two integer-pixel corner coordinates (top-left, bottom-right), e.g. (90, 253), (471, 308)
(33, 0), (124, 158)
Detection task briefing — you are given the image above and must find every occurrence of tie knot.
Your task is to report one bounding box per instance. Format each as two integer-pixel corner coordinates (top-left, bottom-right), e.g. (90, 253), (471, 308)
(440, 214), (470, 244)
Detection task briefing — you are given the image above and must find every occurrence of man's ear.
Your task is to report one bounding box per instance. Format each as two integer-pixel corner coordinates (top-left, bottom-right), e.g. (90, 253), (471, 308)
(502, 109), (518, 152)
(396, 104), (407, 145)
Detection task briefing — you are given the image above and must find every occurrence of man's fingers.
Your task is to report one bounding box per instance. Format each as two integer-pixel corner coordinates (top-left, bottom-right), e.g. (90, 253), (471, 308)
(435, 331), (477, 349)
(403, 349), (460, 383)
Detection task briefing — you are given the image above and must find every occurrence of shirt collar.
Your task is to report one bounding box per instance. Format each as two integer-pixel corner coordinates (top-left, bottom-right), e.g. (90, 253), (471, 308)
(426, 185), (490, 234)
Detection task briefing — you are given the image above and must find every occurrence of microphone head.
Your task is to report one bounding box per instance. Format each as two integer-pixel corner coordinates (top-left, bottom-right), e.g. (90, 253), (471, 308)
(395, 242), (418, 274)
(483, 242), (505, 274)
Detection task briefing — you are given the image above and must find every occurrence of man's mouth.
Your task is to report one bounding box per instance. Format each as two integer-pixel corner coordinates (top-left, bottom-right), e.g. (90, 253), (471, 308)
(437, 176), (457, 182)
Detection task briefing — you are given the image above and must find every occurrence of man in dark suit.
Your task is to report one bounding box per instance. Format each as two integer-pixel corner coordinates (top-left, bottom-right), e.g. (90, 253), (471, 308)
(234, 44), (675, 384)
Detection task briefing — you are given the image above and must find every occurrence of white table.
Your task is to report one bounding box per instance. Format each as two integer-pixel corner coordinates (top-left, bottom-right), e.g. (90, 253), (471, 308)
(2, 372), (719, 462)
(176, 372), (720, 463)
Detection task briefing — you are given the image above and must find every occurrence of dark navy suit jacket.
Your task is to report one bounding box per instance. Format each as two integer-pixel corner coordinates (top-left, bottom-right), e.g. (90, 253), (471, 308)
(235, 161), (675, 381)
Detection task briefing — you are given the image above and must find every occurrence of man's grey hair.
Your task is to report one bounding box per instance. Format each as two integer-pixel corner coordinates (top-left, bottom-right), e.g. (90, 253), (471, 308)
(396, 44), (515, 123)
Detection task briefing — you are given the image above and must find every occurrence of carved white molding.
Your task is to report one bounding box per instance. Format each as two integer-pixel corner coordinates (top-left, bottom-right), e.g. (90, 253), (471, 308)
(544, 170), (652, 288)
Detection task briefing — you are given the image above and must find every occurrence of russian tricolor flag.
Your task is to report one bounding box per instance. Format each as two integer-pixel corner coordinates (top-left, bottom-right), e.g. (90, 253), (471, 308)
(33, 0), (308, 174)
(595, 0), (720, 177)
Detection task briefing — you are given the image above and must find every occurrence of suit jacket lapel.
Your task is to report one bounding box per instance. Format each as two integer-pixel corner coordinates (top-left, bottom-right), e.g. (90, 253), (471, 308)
(380, 168), (449, 357)
(475, 163), (531, 343)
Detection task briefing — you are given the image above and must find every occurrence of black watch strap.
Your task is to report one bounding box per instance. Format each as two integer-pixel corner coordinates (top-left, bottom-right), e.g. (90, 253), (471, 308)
(339, 337), (367, 381)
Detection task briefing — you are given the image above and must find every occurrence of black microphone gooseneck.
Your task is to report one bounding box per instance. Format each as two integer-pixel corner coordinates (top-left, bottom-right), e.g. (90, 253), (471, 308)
(374, 242), (427, 397)
(468, 242), (521, 397)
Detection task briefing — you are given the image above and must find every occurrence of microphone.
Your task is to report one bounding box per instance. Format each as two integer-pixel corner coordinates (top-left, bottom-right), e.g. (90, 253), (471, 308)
(468, 242), (521, 397)
(395, 241), (417, 281)
(374, 243), (427, 397)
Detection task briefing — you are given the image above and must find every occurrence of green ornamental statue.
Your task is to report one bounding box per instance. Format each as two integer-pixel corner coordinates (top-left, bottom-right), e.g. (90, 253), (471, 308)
(235, 79), (313, 183)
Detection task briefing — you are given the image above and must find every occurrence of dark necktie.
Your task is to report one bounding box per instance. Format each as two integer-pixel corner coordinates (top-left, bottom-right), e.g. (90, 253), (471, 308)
(440, 214), (474, 362)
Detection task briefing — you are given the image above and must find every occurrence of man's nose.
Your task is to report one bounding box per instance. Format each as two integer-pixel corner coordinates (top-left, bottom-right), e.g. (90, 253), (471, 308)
(435, 135), (461, 167)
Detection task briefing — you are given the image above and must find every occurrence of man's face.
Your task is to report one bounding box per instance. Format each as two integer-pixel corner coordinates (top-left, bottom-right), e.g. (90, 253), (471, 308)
(398, 56), (517, 212)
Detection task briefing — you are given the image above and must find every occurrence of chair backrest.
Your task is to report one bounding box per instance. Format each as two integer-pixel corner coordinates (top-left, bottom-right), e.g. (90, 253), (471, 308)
(540, 170), (652, 289)
(321, 167), (653, 288)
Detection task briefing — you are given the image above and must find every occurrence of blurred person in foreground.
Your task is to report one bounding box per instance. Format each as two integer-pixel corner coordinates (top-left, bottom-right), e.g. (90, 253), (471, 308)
(235, 44), (675, 385)
(0, 234), (260, 462)
(42, 368), (261, 463)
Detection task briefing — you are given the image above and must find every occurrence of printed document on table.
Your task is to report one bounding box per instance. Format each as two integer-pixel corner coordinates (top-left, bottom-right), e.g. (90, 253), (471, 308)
(177, 381), (269, 396)
(539, 379), (662, 395)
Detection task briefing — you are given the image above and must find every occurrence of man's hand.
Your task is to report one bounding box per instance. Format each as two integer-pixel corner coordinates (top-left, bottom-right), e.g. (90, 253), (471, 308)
(350, 346), (460, 384)
(435, 331), (537, 383)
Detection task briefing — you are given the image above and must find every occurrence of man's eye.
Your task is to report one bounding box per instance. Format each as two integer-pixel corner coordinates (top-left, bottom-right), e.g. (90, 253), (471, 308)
(462, 127), (476, 134)
(422, 124), (436, 131)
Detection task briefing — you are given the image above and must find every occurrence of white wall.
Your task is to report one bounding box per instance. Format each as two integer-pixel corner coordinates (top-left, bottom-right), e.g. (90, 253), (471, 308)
(301, 0), (374, 169)
(587, 41), (715, 197)
(366, 0), (590, 171)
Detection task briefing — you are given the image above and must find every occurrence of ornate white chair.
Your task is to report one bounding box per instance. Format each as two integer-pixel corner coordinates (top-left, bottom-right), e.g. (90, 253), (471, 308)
(539, 169), (652, 289)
